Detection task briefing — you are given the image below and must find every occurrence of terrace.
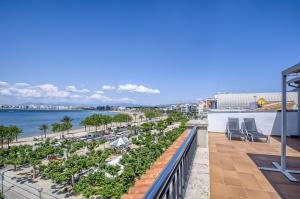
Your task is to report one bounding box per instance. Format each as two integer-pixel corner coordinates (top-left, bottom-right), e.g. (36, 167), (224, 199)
(209, 133), (300, 199)
(121, 116), (300, 199)
(119, 63), (300, 199)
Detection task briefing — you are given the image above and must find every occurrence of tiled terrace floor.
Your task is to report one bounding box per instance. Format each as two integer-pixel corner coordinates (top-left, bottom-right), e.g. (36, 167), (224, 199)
(209, 133), (300, 199)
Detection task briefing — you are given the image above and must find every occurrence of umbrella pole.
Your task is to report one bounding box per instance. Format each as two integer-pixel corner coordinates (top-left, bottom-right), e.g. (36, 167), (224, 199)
(260, 74), (300, 182)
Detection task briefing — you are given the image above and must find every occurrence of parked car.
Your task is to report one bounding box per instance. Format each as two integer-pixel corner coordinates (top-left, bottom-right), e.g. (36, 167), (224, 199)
(0, 164), (5, 169)
(51, 141), (61, 147)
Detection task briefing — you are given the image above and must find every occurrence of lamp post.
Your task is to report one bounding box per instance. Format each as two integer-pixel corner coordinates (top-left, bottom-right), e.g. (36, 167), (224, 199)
(38, 188), (43, 199)
(253, 95), (257, 109)
(1, 172), (4, 195)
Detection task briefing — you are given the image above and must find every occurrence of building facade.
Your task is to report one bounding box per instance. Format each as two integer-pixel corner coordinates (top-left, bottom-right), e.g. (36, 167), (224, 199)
(214, 92), (298, 110)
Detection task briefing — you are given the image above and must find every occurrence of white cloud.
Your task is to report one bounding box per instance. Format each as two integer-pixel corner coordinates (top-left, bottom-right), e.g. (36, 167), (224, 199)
(81, 89), (90, 93)
(36, 84), (58, 92)
(0, 81), (137, 104)
(118, 84), (160, 94)
(70, 94), (81, 98)
(65, 86), (90, 93)
(0, 88), (12, 96)
(119, 97), (136, 103)
(102, 85), (116, 90)
(65, 85), (77, 92)
(0, 81), (8, 87)
(89, 94), (112, 101)
(15, 83), (30, 87)
(95, 90), (104, 94)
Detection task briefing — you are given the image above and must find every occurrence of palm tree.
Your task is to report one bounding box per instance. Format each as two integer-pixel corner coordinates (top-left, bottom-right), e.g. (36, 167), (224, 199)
(61, 116), (73, 134)
(11, 125), (22, 142)
(80, 119), (87, 132)
(6, 125), (22, 147)
(0, 125), (7, 149)
(39, 124), (49, 138)
(139, 115), (144, 122)
(102, 115), (112, 130)
(61, 122), (72, 138)
(133, 113), (137, 123)
(51, 123), (61, 139)
(61, 115), (73, 123)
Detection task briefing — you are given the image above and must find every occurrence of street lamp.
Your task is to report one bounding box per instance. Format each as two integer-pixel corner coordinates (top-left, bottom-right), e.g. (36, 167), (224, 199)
(1, 172), (4, 195)
(38, 188), (43, 199)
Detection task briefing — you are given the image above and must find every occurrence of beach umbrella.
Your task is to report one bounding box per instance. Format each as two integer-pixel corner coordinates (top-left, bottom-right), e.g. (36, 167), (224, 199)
(110, 138), (126, 147)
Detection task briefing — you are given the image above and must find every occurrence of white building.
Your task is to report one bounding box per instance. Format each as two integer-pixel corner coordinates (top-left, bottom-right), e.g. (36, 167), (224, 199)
(170, 103), (199, 114)
(214, 92), (298, 110)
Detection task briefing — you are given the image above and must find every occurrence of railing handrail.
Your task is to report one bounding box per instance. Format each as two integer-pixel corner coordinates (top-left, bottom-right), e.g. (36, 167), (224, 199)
(143, 127), (197, 199)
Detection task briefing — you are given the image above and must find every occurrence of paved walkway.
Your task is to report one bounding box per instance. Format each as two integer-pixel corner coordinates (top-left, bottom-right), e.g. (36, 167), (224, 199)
(185, 148), (210, 199)
(2, 171), (73, 199)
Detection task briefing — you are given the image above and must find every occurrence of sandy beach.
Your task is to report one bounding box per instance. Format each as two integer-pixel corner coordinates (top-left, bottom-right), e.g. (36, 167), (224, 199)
(10, 111), (147, 146)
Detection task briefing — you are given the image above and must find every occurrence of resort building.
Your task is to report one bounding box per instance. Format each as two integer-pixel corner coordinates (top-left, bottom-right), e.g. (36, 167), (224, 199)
(214, 92), (298, 110)
(96, 105), (114, 111)
(170, 103), (199, 114)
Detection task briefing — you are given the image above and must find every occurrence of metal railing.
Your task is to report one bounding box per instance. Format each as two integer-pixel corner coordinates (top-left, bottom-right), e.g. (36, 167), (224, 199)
(144, 127), (198, 199)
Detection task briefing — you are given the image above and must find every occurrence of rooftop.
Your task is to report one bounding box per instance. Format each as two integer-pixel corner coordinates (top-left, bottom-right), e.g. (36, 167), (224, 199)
(209, 132), (300, 199)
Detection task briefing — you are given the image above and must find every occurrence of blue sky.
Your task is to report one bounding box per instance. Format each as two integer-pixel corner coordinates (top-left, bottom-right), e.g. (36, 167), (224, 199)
(0, 0), (300, 105)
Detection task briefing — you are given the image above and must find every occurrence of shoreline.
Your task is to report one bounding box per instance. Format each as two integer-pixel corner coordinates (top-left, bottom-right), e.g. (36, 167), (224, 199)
(11, 111), (146, 146)
(3, 110), (122, 139)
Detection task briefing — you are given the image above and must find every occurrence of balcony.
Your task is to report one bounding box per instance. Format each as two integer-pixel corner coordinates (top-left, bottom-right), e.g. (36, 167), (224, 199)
(121, 110), (300, 199)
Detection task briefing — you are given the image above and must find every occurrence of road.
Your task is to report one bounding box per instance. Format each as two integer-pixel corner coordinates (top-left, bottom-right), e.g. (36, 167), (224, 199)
(1, 170), (63, 199)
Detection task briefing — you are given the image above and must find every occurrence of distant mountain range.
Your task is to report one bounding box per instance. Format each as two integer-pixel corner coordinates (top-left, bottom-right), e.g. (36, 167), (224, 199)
(17, 102), (148, 108)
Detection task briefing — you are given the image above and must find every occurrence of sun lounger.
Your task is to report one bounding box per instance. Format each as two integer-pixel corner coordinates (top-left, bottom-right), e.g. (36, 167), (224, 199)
(226, 118), (246, 141)
(242, 118), (269, 142)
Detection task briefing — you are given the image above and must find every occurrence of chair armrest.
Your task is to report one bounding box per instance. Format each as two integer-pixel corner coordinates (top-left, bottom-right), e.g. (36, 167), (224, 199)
(226, 122), (229, 132)
(240, 129), (246, 135)
(257, 129), (263, 134)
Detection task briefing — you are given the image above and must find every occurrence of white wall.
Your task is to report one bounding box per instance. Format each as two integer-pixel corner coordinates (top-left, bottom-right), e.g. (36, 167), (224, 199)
(208, 111), (298, 136)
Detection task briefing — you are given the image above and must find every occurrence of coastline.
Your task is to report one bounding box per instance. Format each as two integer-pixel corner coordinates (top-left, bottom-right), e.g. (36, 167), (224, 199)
(10, 110), (145, 146)
(1, 109), (121, 139)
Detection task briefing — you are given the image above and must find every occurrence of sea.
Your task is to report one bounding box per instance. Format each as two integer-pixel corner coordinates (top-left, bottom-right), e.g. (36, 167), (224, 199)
(0, 109), (117, 137)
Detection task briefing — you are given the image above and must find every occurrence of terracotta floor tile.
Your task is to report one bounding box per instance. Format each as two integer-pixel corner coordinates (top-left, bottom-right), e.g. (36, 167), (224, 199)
(209, 133), (300, 199)
(211, 183), (228, 195)
(211, 174), (224, 184)
(224, 177), (243, 187)
(258, 182), (276, 193)
(267, 191), (281, 199)
(210, 193), (228, 199)
(245, 189), (270, 199)
(226, 185), (248, 198)
(222, 170), (240, 179)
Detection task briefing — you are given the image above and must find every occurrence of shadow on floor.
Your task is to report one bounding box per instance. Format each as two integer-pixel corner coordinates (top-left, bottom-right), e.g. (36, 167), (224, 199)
(272, 136), (300, 153)
(247, 153), (300, 199)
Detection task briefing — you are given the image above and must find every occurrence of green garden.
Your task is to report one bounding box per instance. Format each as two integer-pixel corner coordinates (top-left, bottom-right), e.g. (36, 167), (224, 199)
(0, 110), (189, 198)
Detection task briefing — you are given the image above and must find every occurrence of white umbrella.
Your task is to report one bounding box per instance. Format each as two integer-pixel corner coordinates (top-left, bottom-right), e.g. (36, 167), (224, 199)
(110, 137), (126, 147)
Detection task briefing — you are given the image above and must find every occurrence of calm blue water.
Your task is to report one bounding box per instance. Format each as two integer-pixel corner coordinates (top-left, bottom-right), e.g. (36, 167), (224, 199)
(0, 109), (117, 137)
